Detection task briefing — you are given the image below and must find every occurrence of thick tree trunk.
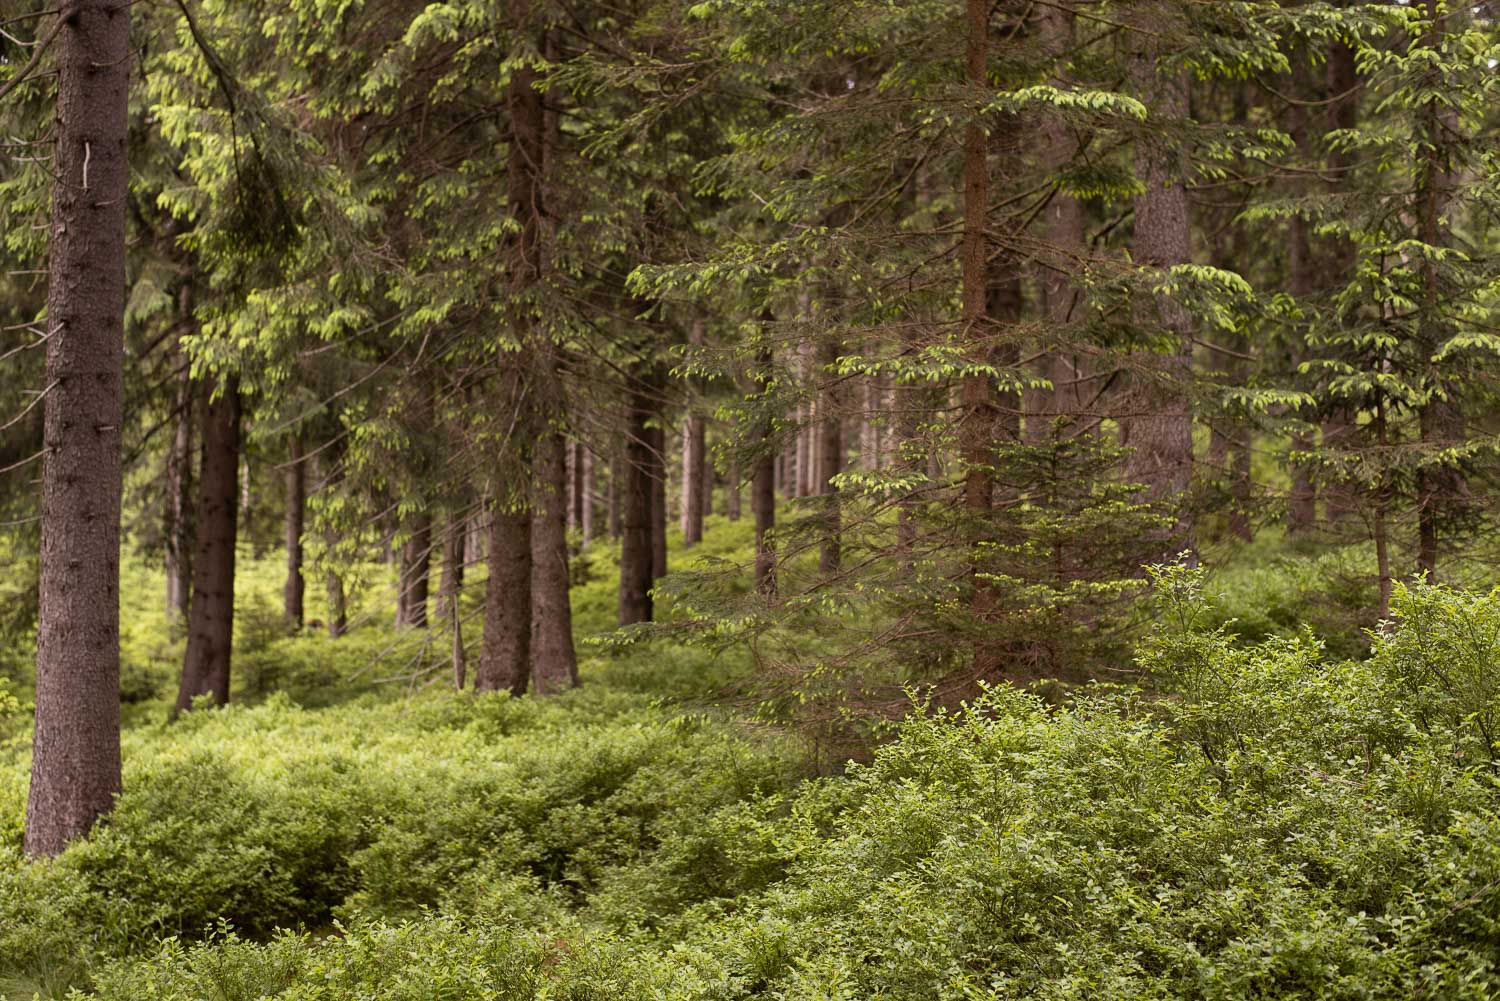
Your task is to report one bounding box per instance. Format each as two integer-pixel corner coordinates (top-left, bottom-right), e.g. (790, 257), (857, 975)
(476, 503), (532, 694)
(283, 435), (306, 628)
(1126, 11), (1196, 563)
(25, 0), (130, 858)
(530, 428), (580, 693)
(176, 382), (242, 714)
(396, 513), (431, 629)
(164, 345), (195, 623)
(619, 383), (655, 624)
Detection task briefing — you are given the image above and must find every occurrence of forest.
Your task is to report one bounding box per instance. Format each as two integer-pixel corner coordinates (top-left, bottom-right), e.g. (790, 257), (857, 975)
(3, 0), (1500, 997)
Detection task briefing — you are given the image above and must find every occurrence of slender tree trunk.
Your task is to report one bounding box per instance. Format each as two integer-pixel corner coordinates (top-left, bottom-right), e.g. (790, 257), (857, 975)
(164, 343), (195, 623)
(682, 416), (705, 546)
(1126, 9), (1196, 564)
(25, 0), (130, 858)
(817, 335), (842, 573)
(319, 447), (348, 639)
(1321, 37), (1361, 524)
(580, 446), (595, 546)
(441, 513), (467, 688)
(570, 440), (585, 536)
(396, 514), (431, 629)
(649, 420), (668, 579)
(176, 382), (242, 714)
(476, 502), (531, 695)
(753, 343), (777, 594)
(727, 456), (742, 521)
(619, 382), (655, 624)
(283, 435), (306, 628)
(608, 448), (623, 540)
(1414, 0), (1461, 582)
(530, 427), (579, 693)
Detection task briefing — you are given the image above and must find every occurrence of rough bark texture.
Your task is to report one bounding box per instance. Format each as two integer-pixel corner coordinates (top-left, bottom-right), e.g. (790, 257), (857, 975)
(283, 435), (306, 627)
(176, 383), (241, 714)
(25, 0), (131, 858)
(530, 427), (580, 693)
(1126, 9), (1196, 563)
(476, 503), (532, 695)
(619, 379), (655, 624)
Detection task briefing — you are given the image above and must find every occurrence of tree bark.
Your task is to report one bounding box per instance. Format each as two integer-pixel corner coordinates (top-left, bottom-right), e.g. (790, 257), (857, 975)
(752, 340), (777, 594)
(441, 512), (467, 688)
(619, 381), (655, 624)
(530, 427), (580, 693)
(682, 414), (706, 547)
(817, 335), (842, 573)
(477, 502), (532, 694)
(1126, 8), (1196, 564)
(396, 513), (431, 629)
(25, 0), (130, 858)
(164, 338), (195, 623)
(649, 419), (668, 579)
(580, 445), (595, 546)
(283, 435), (306, 628)
(318, 446), (348, 639)
(176, 382), (241, 714)
(727, 456), (742, 521)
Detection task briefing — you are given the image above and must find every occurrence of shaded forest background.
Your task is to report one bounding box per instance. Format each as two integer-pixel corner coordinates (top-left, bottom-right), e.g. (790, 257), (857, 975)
(4, 1), (1500, 998)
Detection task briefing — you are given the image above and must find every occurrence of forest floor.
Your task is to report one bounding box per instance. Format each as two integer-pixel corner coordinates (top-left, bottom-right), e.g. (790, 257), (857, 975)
(3, 521), (1500, 999)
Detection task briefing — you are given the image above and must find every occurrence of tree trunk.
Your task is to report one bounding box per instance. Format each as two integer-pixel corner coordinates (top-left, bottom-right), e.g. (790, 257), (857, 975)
(727, 456), (742, 521)
(476, 502), (532, 694)
(319, 447), (348, 639)
(396, 513), (431, 629)
(752, 341), (777, 594)
(1414, 0), (1461, 582)
(580, 446), (595, 546)
(176, 382), (242, 714)
(649, 420), (668, 579)
(25, 0), (130, 858)
(164, 342), (195, 623)
(571, 440), (586, 536)
(684, 420), (705, 552)
(682, 414), (706, 547)
(817, 336), (842, 573)
(530, 428), (580, 693)
(1126, 10), (1196, 564)
(283, 435), (306, 628)
(608, 448), (623, 540)
(441, 513), (467, 688)
(619, 382), (655, 624)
